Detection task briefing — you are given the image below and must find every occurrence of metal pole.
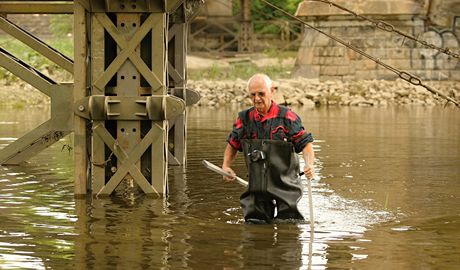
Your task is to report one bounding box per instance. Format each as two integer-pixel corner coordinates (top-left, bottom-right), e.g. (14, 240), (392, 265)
(239, 0), (252, 52)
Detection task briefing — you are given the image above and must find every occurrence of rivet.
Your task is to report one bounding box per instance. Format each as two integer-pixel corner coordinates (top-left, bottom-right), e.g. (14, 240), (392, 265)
(78, 105), (85, 112)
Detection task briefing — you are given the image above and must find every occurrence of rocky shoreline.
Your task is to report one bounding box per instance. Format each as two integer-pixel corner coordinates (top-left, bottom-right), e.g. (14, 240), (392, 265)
(1, 79), (459, 108)
(189, 78), (460, 107)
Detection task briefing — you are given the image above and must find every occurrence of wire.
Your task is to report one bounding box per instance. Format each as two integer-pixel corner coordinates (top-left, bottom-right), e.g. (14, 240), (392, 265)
(260, 0), (460, 107)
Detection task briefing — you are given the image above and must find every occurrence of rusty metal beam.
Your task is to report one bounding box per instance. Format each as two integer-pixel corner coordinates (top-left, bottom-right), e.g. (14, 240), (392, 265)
(0, 48), (55, 96)
(0, 1), (74, 14)
(167, 0), (185, 13)
(0, 84), (73, 165)
(73, 0), (88, 196)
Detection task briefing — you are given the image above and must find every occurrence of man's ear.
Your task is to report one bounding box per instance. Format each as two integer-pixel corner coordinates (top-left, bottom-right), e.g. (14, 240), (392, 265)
(271, 86), (278, 94)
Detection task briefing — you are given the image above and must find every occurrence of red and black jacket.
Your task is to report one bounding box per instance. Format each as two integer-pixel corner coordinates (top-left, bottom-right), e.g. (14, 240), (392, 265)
(227, 102), (313, 153)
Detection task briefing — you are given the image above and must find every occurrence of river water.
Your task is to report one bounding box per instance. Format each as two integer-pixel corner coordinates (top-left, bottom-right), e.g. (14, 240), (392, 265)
(0, 105), (459, 269)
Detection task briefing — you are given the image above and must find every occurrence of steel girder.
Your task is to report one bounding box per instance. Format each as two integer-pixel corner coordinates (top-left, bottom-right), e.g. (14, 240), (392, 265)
(0, 0), (203, 197)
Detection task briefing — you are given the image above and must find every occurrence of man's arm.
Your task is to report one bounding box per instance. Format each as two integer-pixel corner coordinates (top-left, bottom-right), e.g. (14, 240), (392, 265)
(302, 142), (315, 179)
(222, 143), (238, 181)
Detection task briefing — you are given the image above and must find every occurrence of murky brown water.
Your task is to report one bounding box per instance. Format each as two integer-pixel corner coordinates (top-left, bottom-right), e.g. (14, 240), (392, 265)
(0, 105), (459, 269)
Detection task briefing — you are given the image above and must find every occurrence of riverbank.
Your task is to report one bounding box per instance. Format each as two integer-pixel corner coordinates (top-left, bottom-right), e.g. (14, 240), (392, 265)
(0, 82), (51, 108)
(0, 78), (458, 108)
(190, 78), (460, 107)
(1, 53), (458, 108)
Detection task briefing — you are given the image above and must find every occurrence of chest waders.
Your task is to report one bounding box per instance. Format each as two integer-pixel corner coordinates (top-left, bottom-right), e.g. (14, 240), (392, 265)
(240, 139), (304, 223)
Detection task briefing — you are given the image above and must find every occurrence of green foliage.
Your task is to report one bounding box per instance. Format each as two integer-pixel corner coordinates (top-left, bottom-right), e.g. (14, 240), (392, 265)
(188, 61), (292, 81)
(49, 38), (74, 59)
(49, 15), (73, 37)
(251, 0), (303, 19)
(237, 0), (303, 36)
(233, 0), (302, 20)
(0, 38), (74, 83)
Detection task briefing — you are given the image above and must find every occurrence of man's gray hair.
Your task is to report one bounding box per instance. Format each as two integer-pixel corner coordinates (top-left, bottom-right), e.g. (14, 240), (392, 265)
(247, 73), (273, 90)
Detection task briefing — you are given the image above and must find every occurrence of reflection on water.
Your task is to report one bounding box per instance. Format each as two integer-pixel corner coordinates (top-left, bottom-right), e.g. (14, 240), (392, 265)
(0, 106), (459, 269)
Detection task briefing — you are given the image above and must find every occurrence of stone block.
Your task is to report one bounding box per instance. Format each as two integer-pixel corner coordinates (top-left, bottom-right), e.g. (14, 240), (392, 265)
(295, 2), (346, 16)
(363, 38), (378, 48)
(357, 26), (376, 37)
(296, 47), (315, 65)
(410, 59), (424, 69)
(430, 70), (450, 80)
(377, 70), (398, 80)
(320, 66), (338, 76)
(350, 39), (365, 48)
(296, 0), (425, 17)
(378, 31), (394, 40)
(375, 38), (393, 49)
(423, 59), (436, 70)
(436, 53), (459, 70)
(342, 75), (356, 81)
(320, 56), (350, 66)
(338, 26), (362, 37)
(314, 32), (332, 47)
(301, 29), (328, 47)
(320, 20), (368, 28)
(355, 70), (379, 80)
(388, 48), (410, 59)
(361, 59), (378, 70)
(409, 70), (428, 80)
(365, 48), (387, 59)
(292, 65), (320, 79)
(322, 47), (341, 57)
(332, 47), (346, 57)
(386, 59), (411, 70)
(311, 56), (321, 65)
(414, 69), (450, 81)
(319, 75), (342, 82)
(337, 66), (351, 75)
(347, 50), (363, 61)
(450, 70), (460, 81)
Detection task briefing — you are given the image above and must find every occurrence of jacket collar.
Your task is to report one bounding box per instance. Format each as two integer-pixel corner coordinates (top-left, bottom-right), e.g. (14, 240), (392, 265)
(254, 101), (278, 122)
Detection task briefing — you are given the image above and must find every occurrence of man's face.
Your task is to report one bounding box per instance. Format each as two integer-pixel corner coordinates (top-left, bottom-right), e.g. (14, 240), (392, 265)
(248, 79), (273, 115)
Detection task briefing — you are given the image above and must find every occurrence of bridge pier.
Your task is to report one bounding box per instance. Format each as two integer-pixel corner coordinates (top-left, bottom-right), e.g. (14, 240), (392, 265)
(0, 0), (202, 197)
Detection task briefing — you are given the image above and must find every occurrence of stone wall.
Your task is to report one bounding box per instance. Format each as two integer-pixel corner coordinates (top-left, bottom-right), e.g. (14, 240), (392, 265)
(293, 0), (460, 81)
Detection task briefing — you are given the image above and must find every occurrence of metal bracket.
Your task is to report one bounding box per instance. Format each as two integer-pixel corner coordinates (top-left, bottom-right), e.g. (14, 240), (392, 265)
(85, 0), (163, 12)
(74, 95), (185, 121)
(167, 0), (186, 13)
(185, 88), (201, 106)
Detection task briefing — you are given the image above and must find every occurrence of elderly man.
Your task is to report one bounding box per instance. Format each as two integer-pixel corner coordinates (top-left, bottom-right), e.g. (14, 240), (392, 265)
(222, 73), (315, 223)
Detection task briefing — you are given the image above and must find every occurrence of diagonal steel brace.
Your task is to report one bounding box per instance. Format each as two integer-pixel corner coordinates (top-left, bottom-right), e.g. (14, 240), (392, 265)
(92, 123), (162, 196)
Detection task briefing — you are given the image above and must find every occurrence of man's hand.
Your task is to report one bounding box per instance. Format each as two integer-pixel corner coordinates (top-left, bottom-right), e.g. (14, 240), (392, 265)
(222, 166), (236, 182)
(222, 144), (238, 182)
(304, 165), (315, 180)
(302, 143), (315, 180)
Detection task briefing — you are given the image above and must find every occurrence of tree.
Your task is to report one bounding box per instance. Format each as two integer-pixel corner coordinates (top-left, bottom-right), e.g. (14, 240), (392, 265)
(246, 0), (303, 35)
(251, 0), (303, 20)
